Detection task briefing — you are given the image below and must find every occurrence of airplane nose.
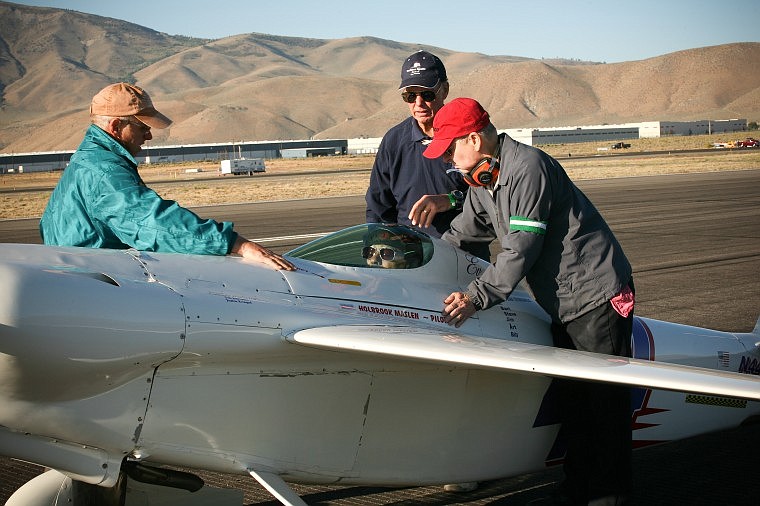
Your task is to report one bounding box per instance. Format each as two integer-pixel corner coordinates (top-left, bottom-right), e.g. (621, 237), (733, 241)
(0, 261), (185, 403)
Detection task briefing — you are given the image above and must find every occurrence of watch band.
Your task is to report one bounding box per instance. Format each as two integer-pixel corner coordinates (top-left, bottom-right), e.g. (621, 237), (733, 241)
(447, 191), (464, 210)
(464, 292), (482, 311)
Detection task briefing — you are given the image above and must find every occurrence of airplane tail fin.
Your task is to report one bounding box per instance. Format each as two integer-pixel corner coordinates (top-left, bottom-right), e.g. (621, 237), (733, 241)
(742, 315), (760, 359)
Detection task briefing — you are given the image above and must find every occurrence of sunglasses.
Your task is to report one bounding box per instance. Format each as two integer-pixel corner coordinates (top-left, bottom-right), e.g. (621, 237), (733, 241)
(362, 246), (403, 261)
(401, 90), (437, 103)
(125, 118), (151, 132)
(444, 136), (466, 157)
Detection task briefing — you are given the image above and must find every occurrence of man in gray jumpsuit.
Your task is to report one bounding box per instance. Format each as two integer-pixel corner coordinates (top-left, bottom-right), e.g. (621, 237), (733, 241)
(424, 98), (635, 506)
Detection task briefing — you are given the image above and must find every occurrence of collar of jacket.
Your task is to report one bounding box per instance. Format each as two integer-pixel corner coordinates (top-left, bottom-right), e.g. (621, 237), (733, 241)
(84, 124), (139, 168)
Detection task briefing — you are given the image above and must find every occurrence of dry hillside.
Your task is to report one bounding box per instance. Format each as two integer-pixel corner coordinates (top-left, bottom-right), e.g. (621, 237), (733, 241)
(1, 1), (758, 153)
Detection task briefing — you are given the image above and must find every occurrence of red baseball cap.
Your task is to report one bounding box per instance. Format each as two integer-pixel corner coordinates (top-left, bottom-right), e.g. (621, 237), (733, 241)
(423, 98), (490, 159)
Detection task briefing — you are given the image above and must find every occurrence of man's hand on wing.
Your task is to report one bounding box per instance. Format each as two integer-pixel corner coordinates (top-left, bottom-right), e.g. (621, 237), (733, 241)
(232, 236), (296, 271)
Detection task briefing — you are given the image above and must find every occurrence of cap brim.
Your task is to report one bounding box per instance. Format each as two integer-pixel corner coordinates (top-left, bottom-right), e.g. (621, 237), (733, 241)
(398, 78), (440, 91)
(135, 108), (172, 129)
(423, 137), (453, 159)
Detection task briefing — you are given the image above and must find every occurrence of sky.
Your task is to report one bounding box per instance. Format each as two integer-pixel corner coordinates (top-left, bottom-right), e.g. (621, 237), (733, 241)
(10, 0), (760, 63)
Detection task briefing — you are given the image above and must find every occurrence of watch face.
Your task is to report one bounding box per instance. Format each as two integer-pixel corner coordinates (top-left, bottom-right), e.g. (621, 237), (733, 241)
(452, 190), (464, 200)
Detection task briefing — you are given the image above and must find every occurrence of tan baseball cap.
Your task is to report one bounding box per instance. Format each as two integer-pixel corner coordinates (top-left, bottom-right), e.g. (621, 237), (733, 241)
(90, 82), (172, 129)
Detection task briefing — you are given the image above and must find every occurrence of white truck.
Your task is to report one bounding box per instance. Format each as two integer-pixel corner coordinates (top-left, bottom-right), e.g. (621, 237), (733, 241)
(219, 158), (266, 176)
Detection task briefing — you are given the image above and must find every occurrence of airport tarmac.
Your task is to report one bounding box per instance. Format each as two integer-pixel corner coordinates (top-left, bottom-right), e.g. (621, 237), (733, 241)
(1, 170), (759, 504)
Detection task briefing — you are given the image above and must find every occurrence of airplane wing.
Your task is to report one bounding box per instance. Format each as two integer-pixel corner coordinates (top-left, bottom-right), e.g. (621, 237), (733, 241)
(289, 325), (760, 401)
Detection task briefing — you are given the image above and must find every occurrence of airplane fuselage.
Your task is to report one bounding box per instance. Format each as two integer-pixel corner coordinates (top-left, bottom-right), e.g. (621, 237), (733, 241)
(1, 231), (758, 496)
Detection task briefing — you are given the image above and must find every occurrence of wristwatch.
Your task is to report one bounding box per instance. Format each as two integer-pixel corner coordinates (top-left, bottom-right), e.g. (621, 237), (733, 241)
(467, 293), (483, 311)
(447, 190), (465, 210)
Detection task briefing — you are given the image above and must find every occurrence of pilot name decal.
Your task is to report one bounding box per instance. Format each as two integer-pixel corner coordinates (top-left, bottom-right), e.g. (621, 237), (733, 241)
(358, 304), (420, 320)
(355, 304), (457, 324)
(429, 313), (447, 323)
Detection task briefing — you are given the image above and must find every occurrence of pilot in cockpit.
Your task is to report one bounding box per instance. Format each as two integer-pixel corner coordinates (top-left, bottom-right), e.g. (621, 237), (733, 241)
(361, 224), (423, 269)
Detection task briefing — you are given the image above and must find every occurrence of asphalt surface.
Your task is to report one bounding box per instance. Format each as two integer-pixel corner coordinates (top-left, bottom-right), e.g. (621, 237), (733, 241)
(1, 169), (759, 505)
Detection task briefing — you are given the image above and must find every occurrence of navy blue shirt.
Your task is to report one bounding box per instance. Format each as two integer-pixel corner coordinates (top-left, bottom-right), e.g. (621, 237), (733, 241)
(365, 116), (468, 238)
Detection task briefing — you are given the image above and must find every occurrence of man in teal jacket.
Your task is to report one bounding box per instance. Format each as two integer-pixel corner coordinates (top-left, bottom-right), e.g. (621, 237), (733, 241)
(40, 82), (294, 271)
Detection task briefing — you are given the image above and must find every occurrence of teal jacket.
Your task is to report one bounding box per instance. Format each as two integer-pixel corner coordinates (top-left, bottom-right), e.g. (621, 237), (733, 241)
(40, 125), (237, 255)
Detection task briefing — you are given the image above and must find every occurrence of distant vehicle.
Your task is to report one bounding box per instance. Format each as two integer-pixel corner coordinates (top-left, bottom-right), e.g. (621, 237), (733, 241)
(220, 158), (266, 176)
(611, 142), (631, 149)
(737, 138), (759, 148)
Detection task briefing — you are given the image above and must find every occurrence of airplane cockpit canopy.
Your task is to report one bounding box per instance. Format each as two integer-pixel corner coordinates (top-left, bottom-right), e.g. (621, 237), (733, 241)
(286, 224), (434, 269)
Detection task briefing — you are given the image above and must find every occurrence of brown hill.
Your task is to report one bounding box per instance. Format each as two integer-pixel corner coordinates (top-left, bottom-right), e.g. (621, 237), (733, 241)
(464, 43), (760, 128)
(1, 1), (758, 153)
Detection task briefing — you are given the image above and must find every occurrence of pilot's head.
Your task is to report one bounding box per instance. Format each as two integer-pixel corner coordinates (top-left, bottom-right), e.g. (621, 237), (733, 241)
(362, 225), (423, 269)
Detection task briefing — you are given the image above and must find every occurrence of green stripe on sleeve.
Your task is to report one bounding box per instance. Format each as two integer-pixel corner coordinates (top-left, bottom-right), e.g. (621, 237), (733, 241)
(509, 216), (547, 234)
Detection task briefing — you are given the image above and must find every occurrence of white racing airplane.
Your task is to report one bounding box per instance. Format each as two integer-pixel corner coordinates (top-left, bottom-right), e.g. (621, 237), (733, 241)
(1, 223), (759, 505)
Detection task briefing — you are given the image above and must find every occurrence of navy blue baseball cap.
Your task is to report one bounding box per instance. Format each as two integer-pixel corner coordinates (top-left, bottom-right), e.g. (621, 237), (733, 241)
(399, 51), (447, 90)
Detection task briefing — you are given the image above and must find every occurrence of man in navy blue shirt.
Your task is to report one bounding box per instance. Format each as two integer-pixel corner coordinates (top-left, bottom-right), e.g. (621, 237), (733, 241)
(365, 51), (489, 261)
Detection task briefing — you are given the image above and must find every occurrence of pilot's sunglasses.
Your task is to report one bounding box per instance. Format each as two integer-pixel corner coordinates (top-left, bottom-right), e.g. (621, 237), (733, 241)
(401, 90), (437, 103)
(362, 246), (401, 261)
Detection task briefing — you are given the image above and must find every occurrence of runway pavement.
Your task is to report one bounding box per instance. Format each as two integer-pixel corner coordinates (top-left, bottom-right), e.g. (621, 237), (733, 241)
(1, 170), (759, 504)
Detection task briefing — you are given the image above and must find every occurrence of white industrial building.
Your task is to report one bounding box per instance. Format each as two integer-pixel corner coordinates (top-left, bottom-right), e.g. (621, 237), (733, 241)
(346, 118), (749, 153)
(2, 118), (750, 172)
